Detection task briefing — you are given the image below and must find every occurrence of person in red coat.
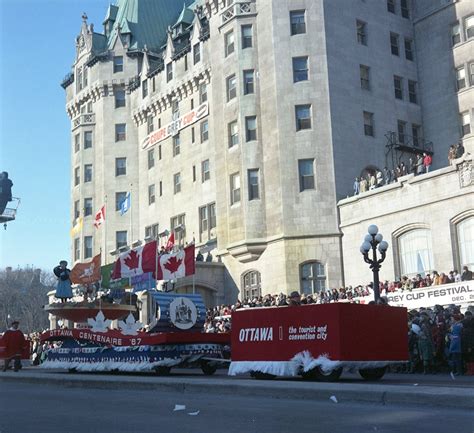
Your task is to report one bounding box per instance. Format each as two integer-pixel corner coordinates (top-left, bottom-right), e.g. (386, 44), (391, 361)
(2, 320), (26, 372)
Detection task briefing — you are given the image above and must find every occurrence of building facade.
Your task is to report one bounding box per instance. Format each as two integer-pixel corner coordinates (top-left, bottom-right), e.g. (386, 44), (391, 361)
(65, 0), (474, 306)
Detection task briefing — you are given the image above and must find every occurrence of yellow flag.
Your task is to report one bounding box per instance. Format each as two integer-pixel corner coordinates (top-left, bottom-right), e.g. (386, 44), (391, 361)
(70, 217), (83, 237)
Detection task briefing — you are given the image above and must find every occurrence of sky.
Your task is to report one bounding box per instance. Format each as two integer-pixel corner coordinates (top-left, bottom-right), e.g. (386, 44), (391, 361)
(0, 0), (111, 270)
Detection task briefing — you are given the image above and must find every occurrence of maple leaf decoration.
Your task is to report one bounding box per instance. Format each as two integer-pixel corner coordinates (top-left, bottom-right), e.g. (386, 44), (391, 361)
(124, 249), (140, 270)
(164, 256), (182, 274)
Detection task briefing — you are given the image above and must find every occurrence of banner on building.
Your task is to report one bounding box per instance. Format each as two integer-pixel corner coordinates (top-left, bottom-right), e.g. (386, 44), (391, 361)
(131, 272), (156, 292)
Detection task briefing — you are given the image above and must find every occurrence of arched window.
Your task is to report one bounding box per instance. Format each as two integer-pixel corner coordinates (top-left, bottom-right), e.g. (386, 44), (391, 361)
(398, 229), (434, 277)
(242, 270), (261, 300)
(457, 217), (474, 269)
(300, 261), (326, 294)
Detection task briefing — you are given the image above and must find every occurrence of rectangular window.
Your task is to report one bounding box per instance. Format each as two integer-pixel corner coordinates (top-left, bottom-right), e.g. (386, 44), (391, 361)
(456, 67), (466, 90)
(142, 79), (148, 98)
(408, 80), (417, 103)
(113, 56), (123, 73)
(191, 127), (195, 143)
(295, 104), (312, 130)
(397, 120), (406, 144)
(74, 200), (80, 220)
(74, 167), (80, 186)
(158, 144), (162, 160)
(293, 56), (309, 82)
(363, 111), (374, 137)
(461, 111), (471, 136)
(242, 24), (253, 48)
(76, 66), (83, 92)
(412, 124), (421, 147)
(152, 76), (156, 92)
(84, 164), (92, 183)
(390, 32), (399, 56)
(148, 149), (155, 169)
(202, 159), (210, 182)
(191, 98), (194, 109)
(245, 116), (257, 141)
(230, 172), (241, 205)
(387, 0), (396, 13)
(184, 54), (188, 71)
(400, 0), (409, 19)
(145, 224), (159, 240)
(226, 74), (237, 101)
(147, 115), (154, 134)
(84, 198), (93, 217)
(167, 62), (173, 82)
(114, 87), (126, 108)
(404, 38), (413, 61)
(115, 123), (126, 141)
(228, 120), (239, 148)
(199, 83), (208, 103)
(174, 172), (181, 194)
(243, 70), (255, 95)
(357, 20), (367, 45)
(159, 181), (163, 196)
(148, 184), (155, 205)
(298, 159), (315, 191)
(116, 231), (127, 249)
(173, 134), (180, 156)
(248, 169), (260, 200)
(170, 214), (186, 245)
(290, 10), (306, 35)
(201, 120), (209, 142)
(470, 63), (474, 86)
(394, 75), (403, 100)
(452, 23), (461, 46)
(115, 192), (127, 211)
(199, 203), (216, 242)
(74, 238), (80, 261)
(74, 133), (80, 152)
(115, 157), (126, 176)
(193, 165), (196, 182)
(84, 236), (93, 259)
(360, 65), (370, 90)
(171, 100), (179, 119)
(193, 42), (201, 64)
(84, 131), (92, 149)
(225, 30), (235, 56)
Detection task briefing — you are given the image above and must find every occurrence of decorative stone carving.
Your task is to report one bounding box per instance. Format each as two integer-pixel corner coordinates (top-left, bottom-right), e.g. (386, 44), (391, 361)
(458, 160), (473, 188)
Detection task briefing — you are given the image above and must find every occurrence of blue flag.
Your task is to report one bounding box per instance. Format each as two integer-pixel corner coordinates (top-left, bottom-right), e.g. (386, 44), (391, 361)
(120, 193), (131, 215)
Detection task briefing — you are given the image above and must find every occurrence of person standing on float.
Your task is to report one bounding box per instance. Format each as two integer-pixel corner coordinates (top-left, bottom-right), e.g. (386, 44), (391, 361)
(53, 260), (73, 303)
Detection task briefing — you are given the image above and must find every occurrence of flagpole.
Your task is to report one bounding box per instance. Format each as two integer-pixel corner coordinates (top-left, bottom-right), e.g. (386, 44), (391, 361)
(155, 226), (159, 289)
(104, 195), (108, 265)
(129, 184), (133, 247)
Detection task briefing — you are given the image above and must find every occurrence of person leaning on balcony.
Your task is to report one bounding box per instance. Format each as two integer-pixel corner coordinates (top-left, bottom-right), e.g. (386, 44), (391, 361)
(0, 171), (13, 215)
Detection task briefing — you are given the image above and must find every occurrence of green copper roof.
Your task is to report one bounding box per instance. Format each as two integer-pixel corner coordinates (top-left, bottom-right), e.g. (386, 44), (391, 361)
(173, 3), (194, 27)
(107, 0), (195, 51)
(103, 4), (118, 24)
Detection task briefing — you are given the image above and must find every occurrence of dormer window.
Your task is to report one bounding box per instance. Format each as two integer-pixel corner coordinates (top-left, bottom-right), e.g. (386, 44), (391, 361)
(142, 79), (148, 98)
(113, 56), (123, 73)
(167, 63), (173, 82)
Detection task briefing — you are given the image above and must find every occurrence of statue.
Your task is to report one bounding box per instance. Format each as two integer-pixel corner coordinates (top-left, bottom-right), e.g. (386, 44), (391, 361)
(53, 260), (73, 303)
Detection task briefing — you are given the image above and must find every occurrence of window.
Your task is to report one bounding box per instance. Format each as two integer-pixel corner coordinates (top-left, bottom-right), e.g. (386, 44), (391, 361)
(115, 157), (126, 176)
(74, 238), (80, 261)
(74, 134), (80, 152)
(199, 83), (208, 104)
(148, 149), (155, 169)
(398, 229), (434, 278)
(199, 203), (216, 242)
(245, 116), (257, 141)
(74, 167), (80, 186)
(202, 159), (210, 182)
(456, 67), (466, 90)
(84, 131), (92, 149)
(390, 33), (399, 56)
(293, 57), (309, 82)
(201, 120), (209, 142)
(74, 200), (80, 220)
(457, 217), (474, 270)
(115, 87), (126, 108)
(191, 127), (195, 143)
(174, 172), (181, 194)
(173, 134), (180, 156)
(397, 120), (406, 144)
(84, 236), (93, 259)
(404, 38), (413, 61)
(167, 63), (173, 82)
(115, 192), (127, 211)
(147, 115), (154, 134)
(394, 75), (403, 100)
(452, 23), (461, 46)
(461, 111), (471, 136)
(87, 101), (93, 113)
(400, 0), (409, 19)
(465, 16), (474, 39)
(171, 213), (186, 245)
(248, 169), (259, 200)
(225, 30), (235, 56)
(408, 80), (417, 103)
(356, 20), (367, 45)
(470, 63), (474, 86)
(193, 165), (196, 182)
(115, 123), (126, 141)
(116, 231), (128, 249)
(412, 124), (421, 147)
(171, 99), (179, 119)
(242, 270), (262, 300)
(84, 198), (93, 217)
(243, 70), (255, 95)
(387, 0), (396, 14)
(290, 10), (306, 35)
(84, 164), (92, 183)
(184, 55), (188, 71)
(159, 181), (162, 196)
(295, 105), (312, 130)
(230, 172), (241, 205)
(142, 79), (148, 98)
(298, 159), (315, 191)
(113, 56), (123, 73)
(301, 262), (326, 294)
(145, 223), (159, 240)
(158, 145), (162, 160)
(148, 184), (155, 205)
(360, 65), (370, 90)
(242, 24), (253, 48)
(226, 74), (237, 101)
(193, 42), (201, 64)
(228, 120), (239, 148)
(363, 111), (374, 137)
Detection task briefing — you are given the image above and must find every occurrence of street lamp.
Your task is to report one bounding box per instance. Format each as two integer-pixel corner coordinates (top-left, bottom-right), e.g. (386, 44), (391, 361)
(360, 224), (389, 303)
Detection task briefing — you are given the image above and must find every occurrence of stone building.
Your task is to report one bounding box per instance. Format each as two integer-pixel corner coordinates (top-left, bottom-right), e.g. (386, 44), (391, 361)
(64, 0), (474, 306)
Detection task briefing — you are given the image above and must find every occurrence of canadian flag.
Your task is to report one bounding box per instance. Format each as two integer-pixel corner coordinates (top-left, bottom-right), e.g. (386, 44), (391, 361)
(112, 240), (157, 279)
(94, 205), (106, 229)
(157, 244), (195, 280)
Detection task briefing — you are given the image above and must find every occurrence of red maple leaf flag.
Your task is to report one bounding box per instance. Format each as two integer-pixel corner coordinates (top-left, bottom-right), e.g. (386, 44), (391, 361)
(112, 240), (157, 279)
(94, 205), (106, 229)
(158, 244), (195, 280)
(124, 249), (140, 270)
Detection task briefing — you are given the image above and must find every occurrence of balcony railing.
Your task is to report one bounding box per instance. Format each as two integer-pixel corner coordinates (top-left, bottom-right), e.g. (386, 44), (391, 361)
(72, 113), (95, 130)
(385, 131), (433, 155)
(221, 1), (255, 24)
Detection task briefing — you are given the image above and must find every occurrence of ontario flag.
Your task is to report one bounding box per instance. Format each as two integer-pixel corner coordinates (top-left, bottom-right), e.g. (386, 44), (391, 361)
(94, 205), (106, 228)
(157, 244), (195, 280)
(112, 240), (157, 279)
